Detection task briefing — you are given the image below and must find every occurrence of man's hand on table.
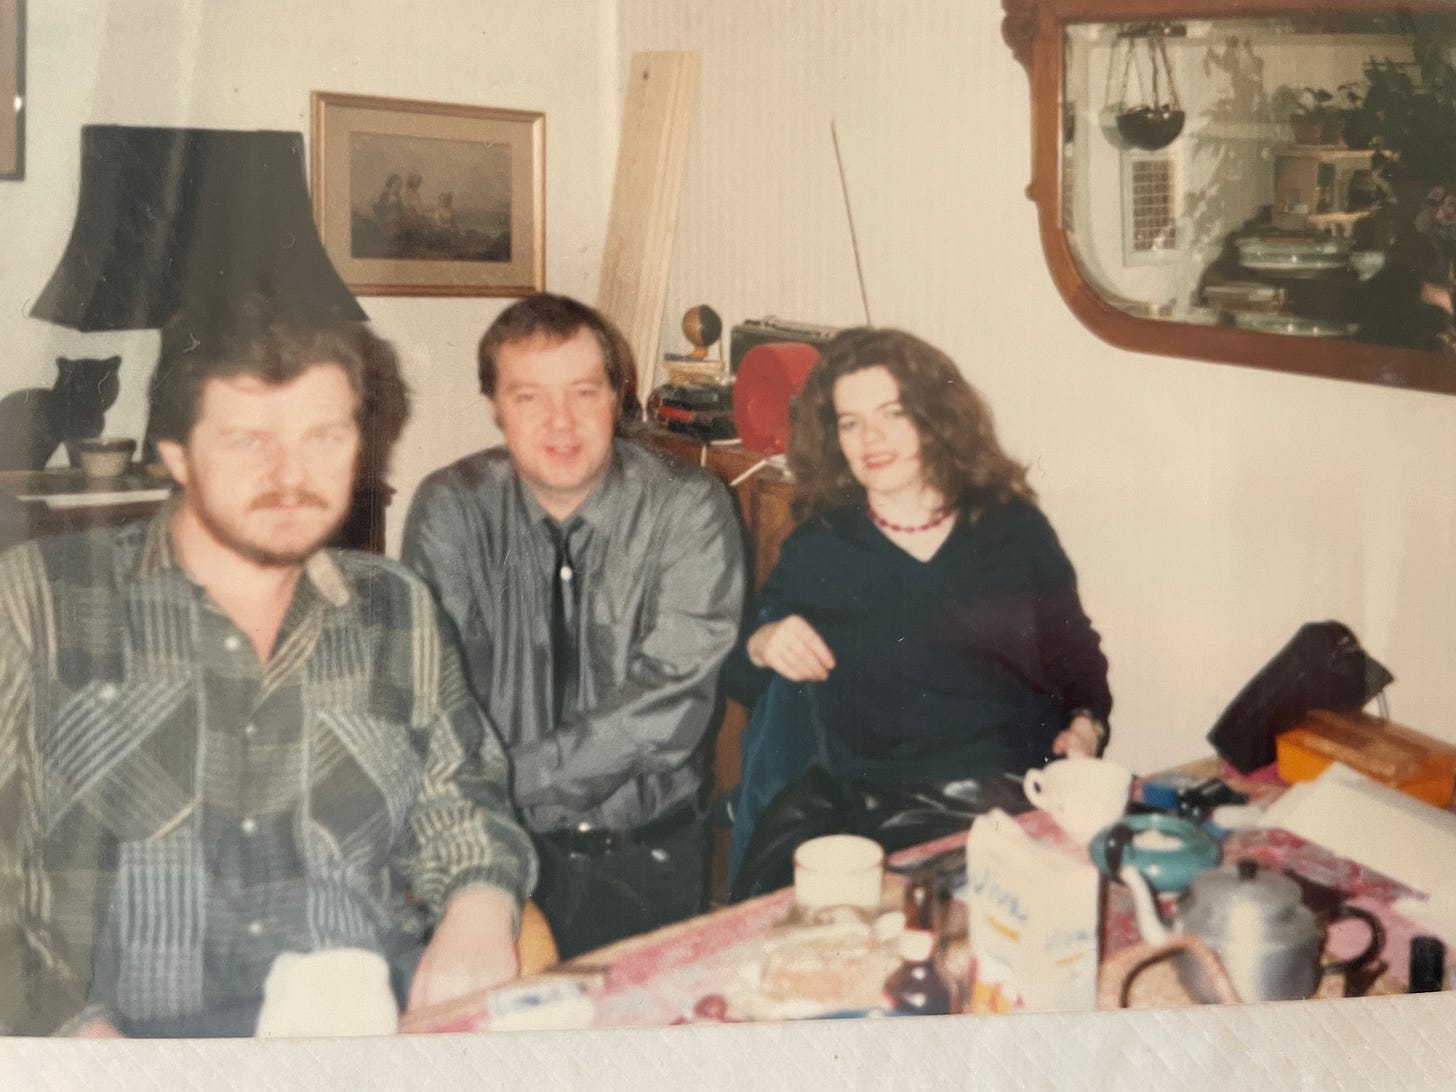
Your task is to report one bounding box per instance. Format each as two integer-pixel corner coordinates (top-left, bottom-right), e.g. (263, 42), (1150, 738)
(73, 1016), (126, 1038)
(407, 884), (521, 1013)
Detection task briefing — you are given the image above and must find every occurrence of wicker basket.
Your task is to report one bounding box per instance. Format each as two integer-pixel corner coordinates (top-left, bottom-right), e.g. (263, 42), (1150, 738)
(1097, 935), (1241, 1009)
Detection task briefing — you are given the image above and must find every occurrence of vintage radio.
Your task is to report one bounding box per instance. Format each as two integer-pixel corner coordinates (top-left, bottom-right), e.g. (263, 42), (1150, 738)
(725, 317), (842, 454)
(729, 317), (840, 373)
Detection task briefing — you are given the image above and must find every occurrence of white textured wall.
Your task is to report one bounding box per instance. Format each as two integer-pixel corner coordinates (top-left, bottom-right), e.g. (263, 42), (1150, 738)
(6, 1), (1455, 773)
(617, 0), (1456, 772)
(1, 0), (614, 554)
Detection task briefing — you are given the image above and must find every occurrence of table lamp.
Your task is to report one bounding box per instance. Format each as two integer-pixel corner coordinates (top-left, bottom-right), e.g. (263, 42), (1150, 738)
(32, 124), (363, 330)
(26, 124), (365, 465)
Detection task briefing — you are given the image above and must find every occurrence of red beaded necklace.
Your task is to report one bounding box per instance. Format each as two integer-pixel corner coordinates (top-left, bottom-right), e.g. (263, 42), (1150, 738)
(866, 505), (952, 534)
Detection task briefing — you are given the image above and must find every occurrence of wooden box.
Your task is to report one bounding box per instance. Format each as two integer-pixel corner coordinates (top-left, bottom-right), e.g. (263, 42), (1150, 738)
(1276, 709), (1456, 808)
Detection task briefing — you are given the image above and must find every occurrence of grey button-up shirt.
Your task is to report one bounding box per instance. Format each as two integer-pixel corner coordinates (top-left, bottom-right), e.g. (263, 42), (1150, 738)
(402, 439), (747, 834)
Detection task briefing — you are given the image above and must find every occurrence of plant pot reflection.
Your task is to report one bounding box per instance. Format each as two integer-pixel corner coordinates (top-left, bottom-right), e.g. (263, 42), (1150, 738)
(1289, 112), (1344, 146)
(1115, 106), (1185, 151)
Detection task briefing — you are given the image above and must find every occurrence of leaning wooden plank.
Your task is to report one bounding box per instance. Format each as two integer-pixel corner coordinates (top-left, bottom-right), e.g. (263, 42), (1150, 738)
(599, 52), (699, 389)
(597, 51), (701, 407)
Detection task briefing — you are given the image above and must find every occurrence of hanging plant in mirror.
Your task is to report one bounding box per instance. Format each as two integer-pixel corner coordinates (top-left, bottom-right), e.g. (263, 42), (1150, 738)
(1110, 22), (1186, 152)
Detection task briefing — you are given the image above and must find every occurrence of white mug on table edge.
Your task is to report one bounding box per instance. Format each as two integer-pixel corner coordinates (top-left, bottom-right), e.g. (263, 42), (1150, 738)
(255, 947), (399, 1038)
(793, 833), (885, 911)
(1023, 756), (1133, 844)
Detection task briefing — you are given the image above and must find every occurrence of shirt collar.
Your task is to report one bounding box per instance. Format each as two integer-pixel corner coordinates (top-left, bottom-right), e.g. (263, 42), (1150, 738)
(131, 494), (353, 608)
(133, 494), (185, 581)
(515, 439), (624, 533)
(302, 549), (353, 607)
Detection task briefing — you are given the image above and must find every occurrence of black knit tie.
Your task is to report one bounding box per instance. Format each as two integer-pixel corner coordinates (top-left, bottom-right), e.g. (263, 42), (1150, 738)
(547, 520), (578, 725)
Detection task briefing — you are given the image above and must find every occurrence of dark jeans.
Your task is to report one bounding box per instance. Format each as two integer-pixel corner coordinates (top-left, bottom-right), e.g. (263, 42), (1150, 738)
(532, 814), (709, 961)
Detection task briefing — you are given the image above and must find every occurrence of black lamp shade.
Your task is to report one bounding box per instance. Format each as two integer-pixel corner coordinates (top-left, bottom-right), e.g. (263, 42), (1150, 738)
(31, 125), (365, 331)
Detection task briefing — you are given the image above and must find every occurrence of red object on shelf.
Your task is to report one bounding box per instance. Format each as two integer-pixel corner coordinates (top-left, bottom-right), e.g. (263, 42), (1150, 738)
(732, 341), (821, 454)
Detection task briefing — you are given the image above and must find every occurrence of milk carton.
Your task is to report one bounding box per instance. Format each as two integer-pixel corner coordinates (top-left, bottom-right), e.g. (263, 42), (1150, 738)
(963, 809), (1100, 1013)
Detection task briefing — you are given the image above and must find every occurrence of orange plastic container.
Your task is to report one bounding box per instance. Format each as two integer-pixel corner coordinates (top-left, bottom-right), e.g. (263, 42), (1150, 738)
(1276, 710), (1456, 808)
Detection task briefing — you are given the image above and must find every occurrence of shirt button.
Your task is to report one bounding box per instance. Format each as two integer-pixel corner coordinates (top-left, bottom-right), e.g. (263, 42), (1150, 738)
(240, 817), (258, 835)
(223, 635), (243, 653)
(243, 723), (257, 739)
(98, 683), (119, 701)
(247, 920), (263, 937)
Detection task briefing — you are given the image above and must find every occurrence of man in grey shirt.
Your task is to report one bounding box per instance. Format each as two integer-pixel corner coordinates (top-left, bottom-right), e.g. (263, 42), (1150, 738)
(402, 294), (745, 958)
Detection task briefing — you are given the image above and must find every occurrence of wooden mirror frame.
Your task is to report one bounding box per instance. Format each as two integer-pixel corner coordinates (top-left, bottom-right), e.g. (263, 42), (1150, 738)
(1001, 0), (1456, 395)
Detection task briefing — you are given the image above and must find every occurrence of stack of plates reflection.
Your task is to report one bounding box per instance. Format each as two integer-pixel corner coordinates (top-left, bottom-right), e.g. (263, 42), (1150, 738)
(1224, 234), (1364, 338)
(1230, 312), (1360, 338)
(1235, 235), (1351, 275)
(1203, 282), (1284, 315)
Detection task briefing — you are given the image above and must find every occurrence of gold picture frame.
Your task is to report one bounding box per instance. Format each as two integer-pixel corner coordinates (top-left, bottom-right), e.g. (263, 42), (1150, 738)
(310, 91), (544, 297)
(1, 0), (23, 180)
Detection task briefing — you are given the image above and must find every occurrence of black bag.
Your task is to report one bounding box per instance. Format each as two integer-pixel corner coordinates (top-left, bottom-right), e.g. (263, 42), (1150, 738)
(1206, 621), (1394, 773)
(726, 768), (984, 903)
(727, 766), (1038, 903)
(728, 678), (1040, 902)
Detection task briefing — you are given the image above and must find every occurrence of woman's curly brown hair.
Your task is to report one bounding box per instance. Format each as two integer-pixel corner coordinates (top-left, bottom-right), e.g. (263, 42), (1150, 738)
(787, 327), (1034, 520)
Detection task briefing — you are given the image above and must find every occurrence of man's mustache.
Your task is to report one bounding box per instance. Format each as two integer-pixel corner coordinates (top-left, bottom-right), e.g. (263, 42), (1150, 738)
(249, 490), (329, 511)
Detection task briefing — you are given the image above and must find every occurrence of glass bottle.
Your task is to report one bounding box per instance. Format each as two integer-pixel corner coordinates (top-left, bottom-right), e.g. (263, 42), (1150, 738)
(882, 876), (953, 1015)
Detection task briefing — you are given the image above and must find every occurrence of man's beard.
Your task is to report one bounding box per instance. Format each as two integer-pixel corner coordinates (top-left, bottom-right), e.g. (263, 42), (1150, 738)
(191, 488), (344, 568)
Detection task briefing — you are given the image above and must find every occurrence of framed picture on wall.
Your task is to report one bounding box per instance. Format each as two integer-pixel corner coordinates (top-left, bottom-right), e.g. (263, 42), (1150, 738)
(310, 91), (544, 296)
(1, 0), (23, 180)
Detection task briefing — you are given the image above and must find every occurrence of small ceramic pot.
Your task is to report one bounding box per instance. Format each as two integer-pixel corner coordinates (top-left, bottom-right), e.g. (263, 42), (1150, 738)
(77, 436), (136, 478)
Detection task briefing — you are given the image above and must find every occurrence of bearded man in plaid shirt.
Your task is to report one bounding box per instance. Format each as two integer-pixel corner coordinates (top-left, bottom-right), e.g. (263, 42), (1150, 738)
(0, 297), (536, 1036)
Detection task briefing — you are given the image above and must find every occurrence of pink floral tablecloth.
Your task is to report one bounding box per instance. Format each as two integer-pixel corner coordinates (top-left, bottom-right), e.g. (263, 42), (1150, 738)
(408, 776), (1447, 1033)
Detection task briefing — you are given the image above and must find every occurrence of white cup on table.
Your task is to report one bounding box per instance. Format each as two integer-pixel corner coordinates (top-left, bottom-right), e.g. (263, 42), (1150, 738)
(793, 834), (885, 911)
(255, 947), (399, 1037)
(1023, 756), (1133, 845)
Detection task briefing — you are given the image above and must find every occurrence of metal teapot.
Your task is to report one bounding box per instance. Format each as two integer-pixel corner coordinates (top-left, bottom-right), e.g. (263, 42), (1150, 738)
(1109, 831), (1384, 1002)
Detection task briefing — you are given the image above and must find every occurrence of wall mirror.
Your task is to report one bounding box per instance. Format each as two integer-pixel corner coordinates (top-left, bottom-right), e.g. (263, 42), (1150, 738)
(1002, 1), (1456, 394)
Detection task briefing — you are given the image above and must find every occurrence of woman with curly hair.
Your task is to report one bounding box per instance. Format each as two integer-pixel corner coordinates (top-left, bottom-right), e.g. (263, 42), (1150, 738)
(725, 327), (1111, 892)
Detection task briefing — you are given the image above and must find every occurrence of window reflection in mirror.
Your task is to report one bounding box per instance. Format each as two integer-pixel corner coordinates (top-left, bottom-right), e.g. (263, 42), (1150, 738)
(1061, 13), (1456, 355)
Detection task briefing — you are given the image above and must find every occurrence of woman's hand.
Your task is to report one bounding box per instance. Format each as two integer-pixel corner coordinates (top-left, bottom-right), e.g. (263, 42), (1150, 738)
(1052, 712), (1103, 758)
(746, 615), (836, 682)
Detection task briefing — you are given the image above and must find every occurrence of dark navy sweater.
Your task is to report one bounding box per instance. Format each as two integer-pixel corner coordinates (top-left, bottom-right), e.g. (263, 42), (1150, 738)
(725, 499), (1112, 785)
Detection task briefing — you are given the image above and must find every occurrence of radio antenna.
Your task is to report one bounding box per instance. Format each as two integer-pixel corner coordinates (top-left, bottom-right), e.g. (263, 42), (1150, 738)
(831, 120), (874, 327)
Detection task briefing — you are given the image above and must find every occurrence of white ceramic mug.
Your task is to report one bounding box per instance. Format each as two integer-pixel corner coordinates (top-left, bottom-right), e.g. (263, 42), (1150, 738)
(1023, 757), (1133, 844)
(793, 833), (885, 911)
(255, 947), (399, 1038)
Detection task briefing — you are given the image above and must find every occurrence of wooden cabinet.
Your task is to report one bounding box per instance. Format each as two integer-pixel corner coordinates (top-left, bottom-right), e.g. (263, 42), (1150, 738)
(639, 427), (796, 593)
(635, 428), (797, 901)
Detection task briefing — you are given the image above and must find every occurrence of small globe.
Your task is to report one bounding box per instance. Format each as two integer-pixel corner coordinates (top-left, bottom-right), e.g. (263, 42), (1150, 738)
(681, 305), (723, 353)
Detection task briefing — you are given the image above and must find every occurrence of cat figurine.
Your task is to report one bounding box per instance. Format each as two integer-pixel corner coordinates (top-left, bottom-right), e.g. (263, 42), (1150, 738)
(0, 355), (122, 471)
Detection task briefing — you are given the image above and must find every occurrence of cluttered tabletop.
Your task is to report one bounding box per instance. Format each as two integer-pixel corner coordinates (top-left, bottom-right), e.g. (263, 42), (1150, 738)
(402, 724), (1456, 1034)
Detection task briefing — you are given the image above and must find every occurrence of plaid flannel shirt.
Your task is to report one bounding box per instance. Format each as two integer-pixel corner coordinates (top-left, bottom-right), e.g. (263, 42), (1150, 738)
(0, 508), (536, 1035)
